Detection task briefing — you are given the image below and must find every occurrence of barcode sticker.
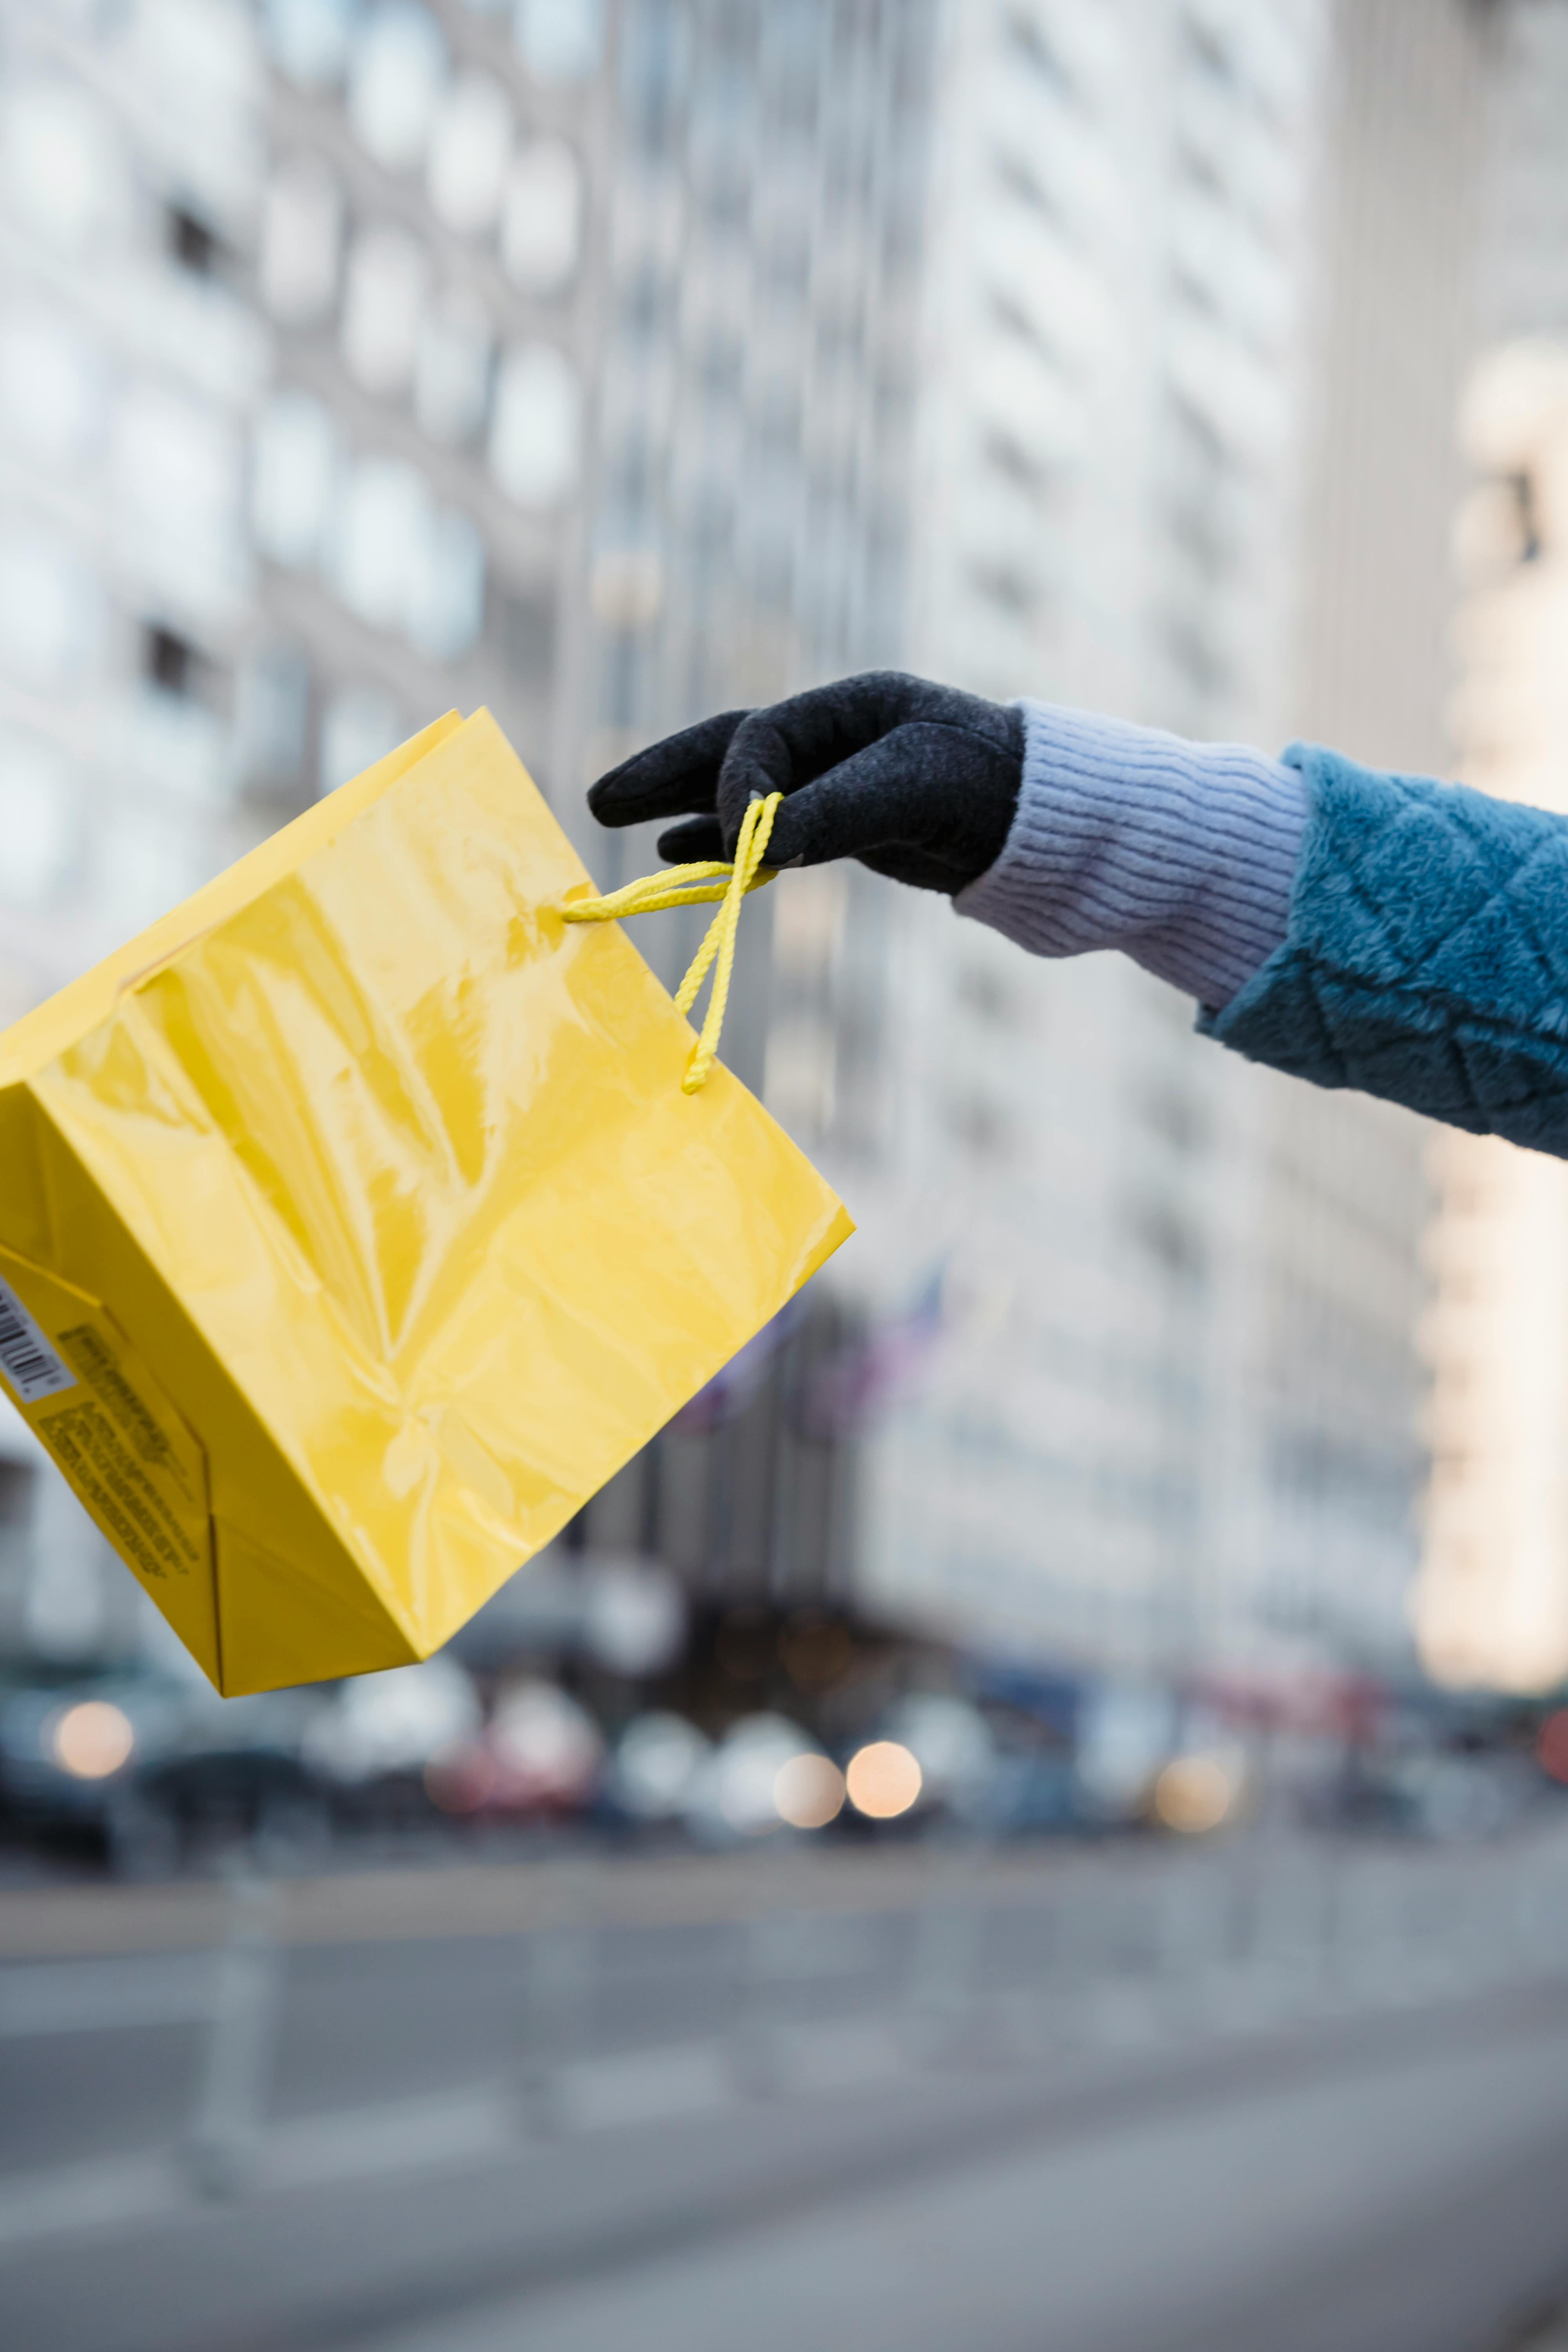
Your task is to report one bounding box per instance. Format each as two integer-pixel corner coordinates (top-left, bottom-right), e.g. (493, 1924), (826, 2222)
(0, 1274), (78, 1406)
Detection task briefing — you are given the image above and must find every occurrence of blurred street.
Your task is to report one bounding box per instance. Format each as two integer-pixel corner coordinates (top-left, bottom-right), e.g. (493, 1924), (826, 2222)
(6, 1829), (1568, 2352)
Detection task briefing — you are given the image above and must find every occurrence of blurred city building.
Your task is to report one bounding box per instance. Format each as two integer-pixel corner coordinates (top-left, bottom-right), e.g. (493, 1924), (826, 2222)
(0, 0), (279, 1658)
(1477, 0), (1568, 348)
(0, 0), (270, 1020)
(572, 0), (1491, 1694)
(848, 0), (1499, 1685)
(250, 0), (612, 816)
(0, 0), (1557, 1700)
(1421, 342), (1568, 1691)
(0, 0), (618, 1661)
(1417, 0), (1568, 1695)
(566, 0), (942, 1614)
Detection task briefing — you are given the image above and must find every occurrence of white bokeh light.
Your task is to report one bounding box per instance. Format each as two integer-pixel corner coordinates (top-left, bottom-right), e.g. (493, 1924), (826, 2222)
(0, 308), (108, 470)
(264, 0), (358, 89)
(252, 390), (340, 569)
(330, 453), (434, 631)
(0, 530), (105, 684)
(341, 225), (429, 397)
(414, 285), (493, 445)
(348, 1), (447, 172)
(500, 139), (582, 294)
(0, 80), (129, 251)
(0, 732), (83, 909)
(407, 505), (485, 660)
(489, 341), (580, 508)
(260, 156), (343, 323)
(426, 71), (513, 235)
(319, 683), (405, 797)
(114, 383), (247, 606)
(513, 0), (602, 85)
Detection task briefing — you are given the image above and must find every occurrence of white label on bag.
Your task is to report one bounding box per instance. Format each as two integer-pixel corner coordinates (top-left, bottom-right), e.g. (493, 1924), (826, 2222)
(0, 1274), (78, 1405)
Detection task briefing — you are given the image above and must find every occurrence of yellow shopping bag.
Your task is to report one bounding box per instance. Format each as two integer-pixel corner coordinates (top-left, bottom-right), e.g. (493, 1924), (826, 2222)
(0, 711), (852, 1694)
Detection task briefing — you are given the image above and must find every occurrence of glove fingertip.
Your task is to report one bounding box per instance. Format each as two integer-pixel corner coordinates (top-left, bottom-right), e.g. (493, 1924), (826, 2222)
(759, 800), (818, 868)
(657, 816), (726, 862)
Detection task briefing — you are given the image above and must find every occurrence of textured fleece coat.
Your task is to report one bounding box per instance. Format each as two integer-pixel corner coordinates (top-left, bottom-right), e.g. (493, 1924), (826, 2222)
(1206, 745), (1568, 1157)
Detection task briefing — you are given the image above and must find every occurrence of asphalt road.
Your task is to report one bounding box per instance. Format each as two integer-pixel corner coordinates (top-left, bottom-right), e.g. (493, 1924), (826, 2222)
(2, 1842), (1568, 2352)
(367, 1997), (1568, 2352)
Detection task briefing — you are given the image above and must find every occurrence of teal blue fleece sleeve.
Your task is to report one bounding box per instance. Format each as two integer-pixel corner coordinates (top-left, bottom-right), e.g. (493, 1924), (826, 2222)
(1204, 744), (1568, 1156)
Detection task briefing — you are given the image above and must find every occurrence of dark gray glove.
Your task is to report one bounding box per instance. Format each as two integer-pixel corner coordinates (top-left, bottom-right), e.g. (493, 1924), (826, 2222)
(586, 671), (1023, 894)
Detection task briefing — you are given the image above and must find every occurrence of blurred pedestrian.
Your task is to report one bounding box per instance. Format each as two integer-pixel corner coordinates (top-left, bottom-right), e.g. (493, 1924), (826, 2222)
(589, 673), (1568, 1154)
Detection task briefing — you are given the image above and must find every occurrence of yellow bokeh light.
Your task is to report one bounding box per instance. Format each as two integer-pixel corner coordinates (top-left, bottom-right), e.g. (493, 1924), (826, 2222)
(1152, 1753), (1233, 1835)
(50, 1700), (134, 1781)
(773, 1751), (845, 1829)
(844, 1739), (922, 1820)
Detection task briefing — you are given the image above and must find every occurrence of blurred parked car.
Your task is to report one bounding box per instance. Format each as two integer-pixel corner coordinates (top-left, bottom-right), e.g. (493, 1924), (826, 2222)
(1073, 1681), (1183, 1825)
(980, 1749), (1082, 1834)
(133, 1687), (326, 1869)
(303, 1657), (481, 1823)
(425, 1677), (604, 1818)
(604, 1711), (711, 1826)
(1322, 1744), (1537, 1840)
(682, 1713), (840, 1844)
(880, 1693), (995, 1820)
(0, 1670), (185, 1862)
(0, 1668), (321, 1874)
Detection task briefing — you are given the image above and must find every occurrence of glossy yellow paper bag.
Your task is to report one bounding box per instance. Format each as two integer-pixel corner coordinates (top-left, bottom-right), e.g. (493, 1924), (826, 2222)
(0, 711), (852, 1694)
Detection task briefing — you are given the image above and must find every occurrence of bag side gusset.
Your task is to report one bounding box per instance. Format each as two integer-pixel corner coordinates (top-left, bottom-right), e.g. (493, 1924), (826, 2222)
(2, 1075), (420, 1693)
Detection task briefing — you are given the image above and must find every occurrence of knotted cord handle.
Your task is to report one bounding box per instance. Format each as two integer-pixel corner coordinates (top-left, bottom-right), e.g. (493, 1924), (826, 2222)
(563, 792), (783, 1093)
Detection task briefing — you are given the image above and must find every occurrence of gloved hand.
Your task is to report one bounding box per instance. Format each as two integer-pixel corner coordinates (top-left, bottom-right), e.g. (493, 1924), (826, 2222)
(586, 671), (1023, 894)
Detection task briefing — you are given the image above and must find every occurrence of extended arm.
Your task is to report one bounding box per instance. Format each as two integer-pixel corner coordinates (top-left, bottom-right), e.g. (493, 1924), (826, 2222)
(589, 673), (1568, 1159)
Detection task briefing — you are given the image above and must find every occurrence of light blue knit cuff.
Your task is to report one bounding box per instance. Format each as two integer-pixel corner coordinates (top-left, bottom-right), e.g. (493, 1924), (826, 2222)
(954, 700), (1310, 1009)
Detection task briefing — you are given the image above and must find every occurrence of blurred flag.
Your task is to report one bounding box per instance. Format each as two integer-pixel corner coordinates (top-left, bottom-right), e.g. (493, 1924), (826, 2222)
(798, 1264), (948, 1439)
(671, 1294), (808, 1432)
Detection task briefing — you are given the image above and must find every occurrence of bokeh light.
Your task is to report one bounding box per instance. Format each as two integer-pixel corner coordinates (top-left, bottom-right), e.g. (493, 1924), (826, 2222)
(772, 1751), (844, 1830)
(49, 1700), (134, 1780)
(1152, 1754), (1235, 1835)
(844, 1741), (922, 1821)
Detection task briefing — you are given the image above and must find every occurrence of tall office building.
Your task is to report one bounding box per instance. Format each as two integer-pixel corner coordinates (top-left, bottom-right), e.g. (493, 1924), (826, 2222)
(1414, 0), (1568, 1695)
(0, 0), (619, 1656)
(570, 0), (1389, 1677)
(0, 0), (270, 1024)
(249, 0), (612, 820)
(848, 0), (1495, 1682)
(0, 0), (279, 1655)
(1419, 348), (1568, 1693)
(579, 0), (935, 1081)
(564, 0), (942, 1603)
(1477, 0), (1568, 348)
(0, 0), (619, 1018)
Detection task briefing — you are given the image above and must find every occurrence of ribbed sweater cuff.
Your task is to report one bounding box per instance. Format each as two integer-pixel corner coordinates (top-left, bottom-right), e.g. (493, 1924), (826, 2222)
(954, 700), (1309, 1009)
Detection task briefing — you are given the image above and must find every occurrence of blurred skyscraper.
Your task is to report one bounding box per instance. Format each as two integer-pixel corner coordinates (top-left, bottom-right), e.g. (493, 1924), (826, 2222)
(0, 0), (619, 1653)
(0, 0), (270, 1024)
(561, 0), (943, 1613)
(0, 0), (1546, 1690)
(849, 0), (1501, 1684)
(588, 0), (1498, 1688)
(1421, 345), (1568, 1694)
(1418, 4), (1568, 1695)
(251, 0), (611, 814)
(1479, 0), (1568, 346)
(0, 0), (276, 1653)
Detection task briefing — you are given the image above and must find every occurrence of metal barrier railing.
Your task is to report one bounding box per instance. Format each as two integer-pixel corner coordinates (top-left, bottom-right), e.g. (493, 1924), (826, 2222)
(44, 1820), (1568, 2200)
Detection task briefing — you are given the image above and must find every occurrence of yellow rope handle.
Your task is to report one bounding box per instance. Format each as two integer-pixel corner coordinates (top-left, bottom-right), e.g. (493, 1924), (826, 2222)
(563, 791), (783, 1094)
